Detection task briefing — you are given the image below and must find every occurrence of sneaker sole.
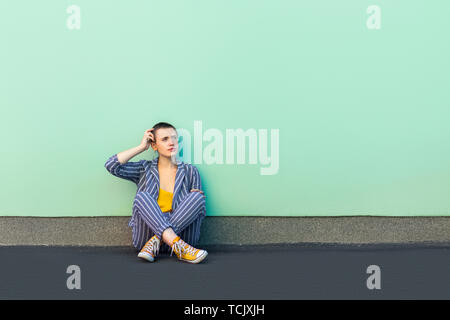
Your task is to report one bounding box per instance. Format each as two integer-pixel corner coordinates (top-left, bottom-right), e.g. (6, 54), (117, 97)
(137, 252), (155, 262)
(180, 250), (208, 264)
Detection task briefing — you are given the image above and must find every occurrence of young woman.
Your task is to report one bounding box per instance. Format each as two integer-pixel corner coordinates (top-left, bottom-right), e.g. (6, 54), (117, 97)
(104, 122), (208, 264)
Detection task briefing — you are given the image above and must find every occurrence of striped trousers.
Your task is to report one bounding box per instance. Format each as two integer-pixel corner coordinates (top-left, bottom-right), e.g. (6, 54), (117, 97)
(131, 191), (206, 254)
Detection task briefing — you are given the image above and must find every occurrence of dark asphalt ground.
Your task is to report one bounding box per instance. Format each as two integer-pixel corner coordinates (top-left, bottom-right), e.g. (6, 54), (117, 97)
(1, 244), (450, 300)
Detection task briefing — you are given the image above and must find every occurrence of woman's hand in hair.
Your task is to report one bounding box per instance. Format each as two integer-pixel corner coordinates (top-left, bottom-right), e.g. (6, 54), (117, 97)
(140, 128), (155, 151)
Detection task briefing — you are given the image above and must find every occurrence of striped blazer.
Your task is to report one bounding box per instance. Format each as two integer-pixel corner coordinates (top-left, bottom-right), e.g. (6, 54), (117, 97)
(104, 154), (205, 228)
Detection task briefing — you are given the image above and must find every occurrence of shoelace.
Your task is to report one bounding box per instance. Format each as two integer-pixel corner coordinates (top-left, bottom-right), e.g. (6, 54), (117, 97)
(144, 238), (159, 257)
(170, 239), (197, 258)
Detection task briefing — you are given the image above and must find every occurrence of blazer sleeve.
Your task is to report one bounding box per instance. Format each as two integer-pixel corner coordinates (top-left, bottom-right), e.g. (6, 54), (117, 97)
(191, 165), (202, 191)
(104, 154), (145, 185)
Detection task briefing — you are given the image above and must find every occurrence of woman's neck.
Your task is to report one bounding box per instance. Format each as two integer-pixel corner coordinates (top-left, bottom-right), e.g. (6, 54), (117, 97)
(157, 154), (178, 170)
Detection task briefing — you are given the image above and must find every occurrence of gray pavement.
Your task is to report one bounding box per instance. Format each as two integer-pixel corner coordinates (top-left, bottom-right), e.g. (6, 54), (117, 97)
(1, 244), (450, 300)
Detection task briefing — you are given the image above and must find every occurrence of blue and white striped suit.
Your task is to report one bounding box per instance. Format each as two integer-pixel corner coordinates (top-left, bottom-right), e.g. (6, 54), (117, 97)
(104, 154), (206, 254)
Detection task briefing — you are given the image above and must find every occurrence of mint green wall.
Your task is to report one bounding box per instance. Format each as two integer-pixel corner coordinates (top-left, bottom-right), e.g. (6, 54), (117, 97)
(1, 1), (449, 217)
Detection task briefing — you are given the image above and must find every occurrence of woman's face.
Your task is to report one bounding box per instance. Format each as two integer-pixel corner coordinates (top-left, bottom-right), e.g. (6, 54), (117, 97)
(151, 127), (178, 158)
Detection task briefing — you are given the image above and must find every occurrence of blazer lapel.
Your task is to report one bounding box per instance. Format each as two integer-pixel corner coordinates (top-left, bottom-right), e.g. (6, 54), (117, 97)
(149, 156), (185, 206)
(149, 157), (160, 199)
(172, 161), (185, 208)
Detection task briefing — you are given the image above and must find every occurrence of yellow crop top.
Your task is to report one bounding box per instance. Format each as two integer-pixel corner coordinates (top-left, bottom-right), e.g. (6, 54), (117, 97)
(157, 188), (173, 213)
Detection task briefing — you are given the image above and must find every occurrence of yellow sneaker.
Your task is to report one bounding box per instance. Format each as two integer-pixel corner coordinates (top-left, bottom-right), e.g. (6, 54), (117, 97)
(137, 235), (160, 262)
(170, 236), (208, 264)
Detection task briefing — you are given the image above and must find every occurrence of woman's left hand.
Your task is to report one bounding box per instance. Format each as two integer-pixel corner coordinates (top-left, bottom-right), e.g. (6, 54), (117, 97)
(190, 189), (205, 196)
